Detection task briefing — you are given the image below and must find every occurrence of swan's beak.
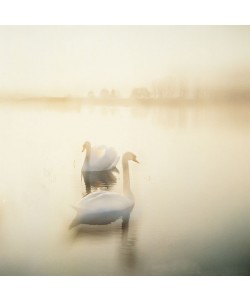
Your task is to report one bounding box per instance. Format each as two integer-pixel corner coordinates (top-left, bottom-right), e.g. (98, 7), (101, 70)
(134, 158), (139, 163)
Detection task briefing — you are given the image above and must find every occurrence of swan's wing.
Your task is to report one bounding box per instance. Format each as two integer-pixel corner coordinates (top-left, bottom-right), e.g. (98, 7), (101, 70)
(104, 147), (119, 170)
(78, 191), (133, 213)
(109, 153), (120, 169)
(89, 145), (108, 171)
(83, 146), (106, 171)
(87, 145), (119, 171)
(90, 145), (106, 161)
(77, 191), (104, 207)
(71, 191), (134, 226)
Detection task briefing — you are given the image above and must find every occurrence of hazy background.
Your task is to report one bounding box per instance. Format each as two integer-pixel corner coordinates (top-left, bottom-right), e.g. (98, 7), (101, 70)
(0, 26), (250, 98)
(0, 26), (250, 275)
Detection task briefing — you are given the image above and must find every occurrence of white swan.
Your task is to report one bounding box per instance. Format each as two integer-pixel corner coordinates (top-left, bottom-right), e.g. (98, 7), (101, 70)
(81, 141), (119, 172)
(70, 152), (139, 229)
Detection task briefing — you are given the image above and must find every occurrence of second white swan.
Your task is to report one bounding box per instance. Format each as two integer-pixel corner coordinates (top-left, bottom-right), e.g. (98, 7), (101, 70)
(81, 141), (119, 172)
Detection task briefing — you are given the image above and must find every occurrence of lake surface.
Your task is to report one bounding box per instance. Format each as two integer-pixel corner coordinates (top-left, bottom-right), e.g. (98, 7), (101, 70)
(0, 99), (250, 275)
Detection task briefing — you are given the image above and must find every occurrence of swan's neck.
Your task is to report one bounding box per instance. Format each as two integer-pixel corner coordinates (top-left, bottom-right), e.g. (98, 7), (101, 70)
(122, 158), (133, 198)
(85, 144), (91, 163)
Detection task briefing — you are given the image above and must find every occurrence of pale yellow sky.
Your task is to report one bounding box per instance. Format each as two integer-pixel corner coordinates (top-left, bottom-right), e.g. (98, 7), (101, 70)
(0, 26), (250, 97)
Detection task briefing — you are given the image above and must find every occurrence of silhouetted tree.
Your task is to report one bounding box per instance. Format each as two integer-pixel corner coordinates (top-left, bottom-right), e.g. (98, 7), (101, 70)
(131, 88), (151, 99)
(110, 89), (120, 99)
(87, 91), (96, 99)
(100, 89), (110, 99)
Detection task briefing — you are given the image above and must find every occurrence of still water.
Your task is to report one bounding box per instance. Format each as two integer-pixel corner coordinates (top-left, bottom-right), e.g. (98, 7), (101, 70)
(0, 99), (250, 275)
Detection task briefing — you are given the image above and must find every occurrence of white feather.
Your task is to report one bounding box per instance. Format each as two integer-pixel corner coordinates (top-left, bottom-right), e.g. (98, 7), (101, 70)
(78, 191), (133, 213)
(82, 145), (119, 172)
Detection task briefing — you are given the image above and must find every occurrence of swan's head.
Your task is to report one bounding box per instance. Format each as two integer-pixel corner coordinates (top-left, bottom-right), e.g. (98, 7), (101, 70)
(82, 141), (91, 152)
(122, 152), (139, 163)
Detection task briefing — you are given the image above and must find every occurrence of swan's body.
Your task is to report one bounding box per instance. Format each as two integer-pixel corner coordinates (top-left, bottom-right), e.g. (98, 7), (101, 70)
(82, 142), (119, 172)
(72, 191), (134, 225)
(70, 152), (138, 229)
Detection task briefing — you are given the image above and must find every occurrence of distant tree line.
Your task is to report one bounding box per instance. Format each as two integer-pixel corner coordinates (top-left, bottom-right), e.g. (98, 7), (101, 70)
(86, 69), (250, 103)
(87, 89), (120, 100)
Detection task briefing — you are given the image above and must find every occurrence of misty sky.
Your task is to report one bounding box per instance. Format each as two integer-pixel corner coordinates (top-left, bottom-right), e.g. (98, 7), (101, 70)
(0, 26), (250, 97)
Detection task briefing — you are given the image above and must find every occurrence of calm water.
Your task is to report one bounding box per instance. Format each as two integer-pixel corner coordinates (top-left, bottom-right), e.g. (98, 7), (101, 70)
(0, 99), (250, 275)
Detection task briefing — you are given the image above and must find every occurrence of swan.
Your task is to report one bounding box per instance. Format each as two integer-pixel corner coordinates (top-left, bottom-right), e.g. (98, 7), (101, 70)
(81, 141), (119, 172)
(70, 152), (139, 229)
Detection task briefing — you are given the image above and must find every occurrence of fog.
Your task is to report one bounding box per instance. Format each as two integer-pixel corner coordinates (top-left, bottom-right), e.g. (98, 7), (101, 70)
(0, 26), (250, 275)
(0, 26), (250, 97)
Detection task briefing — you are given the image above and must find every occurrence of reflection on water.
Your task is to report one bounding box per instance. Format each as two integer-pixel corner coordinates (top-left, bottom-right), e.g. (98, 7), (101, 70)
(70, 221), (138, 273)
(82, 168), (118, 194)
(0, 99), (250, 275)
(120, 224), (138, 271)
